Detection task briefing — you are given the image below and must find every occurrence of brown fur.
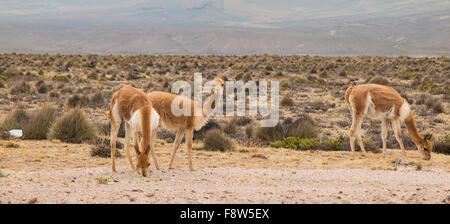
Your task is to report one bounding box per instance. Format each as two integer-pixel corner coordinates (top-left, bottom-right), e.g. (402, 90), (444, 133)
(109, 85), (157, 176)
(147, 78), (224, 170)
(345, 84), (433, 160)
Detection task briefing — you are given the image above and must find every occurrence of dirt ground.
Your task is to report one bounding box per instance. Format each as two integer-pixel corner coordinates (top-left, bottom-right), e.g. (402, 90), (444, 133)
(1, 139), (449, 204)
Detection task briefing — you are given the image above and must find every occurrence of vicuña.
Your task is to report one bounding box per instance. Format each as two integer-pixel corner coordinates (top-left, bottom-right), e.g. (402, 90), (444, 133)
(147, 77), (224, 170)
(345, 84), (433, 160)
(109, 85), (160, 176)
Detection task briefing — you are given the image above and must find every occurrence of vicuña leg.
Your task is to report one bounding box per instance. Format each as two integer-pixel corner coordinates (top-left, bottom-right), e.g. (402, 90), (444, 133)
(349, 113), (363, 156)
(168, 129), (185, 169)
(124, 122), (136, 170)
(150, 130), (159, 169)
(381, 119), (389, 154)
(185, 129), (194, 171)
(134, 131), (141, 174)
(392, 120), (406, 155)
(110, 105), (121, 172)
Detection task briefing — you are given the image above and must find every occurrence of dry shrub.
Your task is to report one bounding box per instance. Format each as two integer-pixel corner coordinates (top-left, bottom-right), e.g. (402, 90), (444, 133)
(22, 104), (57, 140)
(48, 108), (95, 143)
(256, 116), (318, 143)
(281, 95), (294, 106)
(90, 92), (105, 107)
(203, 129), (234, 152)
(157, 128), (176, 143)
(283, 117), (318, 139)
(90, 136), (122, 158)
(97, 121), (126, 138)
(36, 80), (48, 94)
(245, 125), (253, 138)
(10, 81), (30, 95)
(0, 105), (29, 132)
(433, 136), (450, 155)
(67, 94), (89, 108)
(432, 102), (444, 114)
(222, 120), (238, 135)
(370, 76), (389, 85)
(193, 119), (220, 140)
(234, 117), (252, 126)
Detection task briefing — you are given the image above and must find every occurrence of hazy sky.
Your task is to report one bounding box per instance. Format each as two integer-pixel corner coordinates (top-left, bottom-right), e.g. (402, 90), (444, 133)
(1, 0), (449, 28)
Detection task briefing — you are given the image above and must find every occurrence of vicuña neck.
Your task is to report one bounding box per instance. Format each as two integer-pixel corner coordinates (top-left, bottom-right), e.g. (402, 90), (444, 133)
(404, 112), (423, 146)
(203, 90), (221, 115)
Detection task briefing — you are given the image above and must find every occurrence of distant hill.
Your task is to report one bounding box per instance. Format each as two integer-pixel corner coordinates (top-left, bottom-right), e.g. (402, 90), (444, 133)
(0, 0), (449, 56)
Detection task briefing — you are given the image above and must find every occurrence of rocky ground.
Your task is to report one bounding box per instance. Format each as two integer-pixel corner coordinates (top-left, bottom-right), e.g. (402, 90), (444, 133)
(1, 139), (449, 204)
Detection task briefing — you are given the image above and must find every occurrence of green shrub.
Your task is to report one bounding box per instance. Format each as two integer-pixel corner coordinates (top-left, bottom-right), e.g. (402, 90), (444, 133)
(270, 137), (317, 150)
(48, 108), (95, 143)
(203, 129), (234, 152)
(270, 136), (378, 152)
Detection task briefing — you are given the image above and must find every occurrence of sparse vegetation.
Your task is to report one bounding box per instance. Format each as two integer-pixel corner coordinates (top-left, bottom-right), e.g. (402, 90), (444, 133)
(203, 129), (234, 152)
(23, 104), (57, 140)
(48, 108), (95, 143)
(281, 95), (294, 106)
(370, 76), (389, 85)
(433, 136), (450, 155)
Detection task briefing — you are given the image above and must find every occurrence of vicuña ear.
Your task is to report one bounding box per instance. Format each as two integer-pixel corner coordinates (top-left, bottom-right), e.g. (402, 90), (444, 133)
(144, 145), (150, 155)
(134, 145), (140, 155)
(424, 133), (433, 140)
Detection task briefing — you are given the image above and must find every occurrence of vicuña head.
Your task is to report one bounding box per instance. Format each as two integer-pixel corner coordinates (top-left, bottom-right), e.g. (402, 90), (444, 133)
(420, 133), (433, 160)
(135, 144), (151, 177)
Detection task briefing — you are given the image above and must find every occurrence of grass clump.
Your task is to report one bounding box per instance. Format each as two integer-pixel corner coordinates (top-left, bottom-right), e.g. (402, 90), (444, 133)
(67, 94), (89, 108)
(23, 104), (57, 140)
(48, 108), (95, 143)
(0, 104), (57, 140)
(433, 136), (450, 155)
(54, 74), (69, 82)
(431, 102), (444, 114)
(0, 170), (8, 177)
(203, 129), (234, 152)
(95, 177), (108, 184)
(281, 95), (294, 106)
(4, 142), (20, 148)
(370, 76), (389, 85)
(0, 105), (29, 132)
(222, 120), (238, 135)
(10, 81), (30, 95)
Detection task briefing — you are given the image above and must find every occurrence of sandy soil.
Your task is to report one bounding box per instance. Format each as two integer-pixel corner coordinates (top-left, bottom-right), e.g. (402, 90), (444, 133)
(1, 139), (449, 204)
(1, 166), (449, 204)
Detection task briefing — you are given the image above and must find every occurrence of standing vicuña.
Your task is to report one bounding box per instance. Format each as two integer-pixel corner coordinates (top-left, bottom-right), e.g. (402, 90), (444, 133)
(345, 84), (433, 160)
(147, 77), (224, 170)
(109, 85), (160, 176)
